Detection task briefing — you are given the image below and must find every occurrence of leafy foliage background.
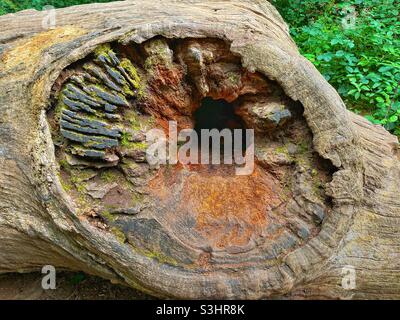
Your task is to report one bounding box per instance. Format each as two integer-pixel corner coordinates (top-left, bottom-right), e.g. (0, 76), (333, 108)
(273, 0), (400, 135)
(1, 0), (400, 135)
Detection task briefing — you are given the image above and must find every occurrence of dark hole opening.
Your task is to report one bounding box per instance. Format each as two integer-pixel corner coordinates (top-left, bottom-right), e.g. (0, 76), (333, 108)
(193, 97), (248, 154)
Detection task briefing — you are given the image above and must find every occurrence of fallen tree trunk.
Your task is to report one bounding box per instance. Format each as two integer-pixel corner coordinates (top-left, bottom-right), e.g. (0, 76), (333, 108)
(0, 0), (399, 299)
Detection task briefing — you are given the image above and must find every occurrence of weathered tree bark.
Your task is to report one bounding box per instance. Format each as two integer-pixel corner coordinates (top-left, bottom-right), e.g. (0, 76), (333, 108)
(0, 0), (399, 299)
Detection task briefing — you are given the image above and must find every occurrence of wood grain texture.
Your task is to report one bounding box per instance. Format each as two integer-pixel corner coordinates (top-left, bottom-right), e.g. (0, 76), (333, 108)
(0, 0), (399, 299)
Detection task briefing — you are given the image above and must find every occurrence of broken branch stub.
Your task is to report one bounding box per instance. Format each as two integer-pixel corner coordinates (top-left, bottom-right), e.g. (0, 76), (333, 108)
(0, 0), (399, 299)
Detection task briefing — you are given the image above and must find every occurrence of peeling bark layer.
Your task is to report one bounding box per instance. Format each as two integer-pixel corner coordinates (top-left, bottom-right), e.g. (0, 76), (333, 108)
(0, 0), (399, 299)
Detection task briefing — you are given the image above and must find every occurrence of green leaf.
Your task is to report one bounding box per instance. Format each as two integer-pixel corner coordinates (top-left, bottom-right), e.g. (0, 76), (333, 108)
(379, 66), (393, 73)
(317, 52), (334, 62)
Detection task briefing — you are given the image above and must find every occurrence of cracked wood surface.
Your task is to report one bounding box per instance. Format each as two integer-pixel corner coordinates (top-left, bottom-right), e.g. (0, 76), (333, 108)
(0, 0), (399, 299)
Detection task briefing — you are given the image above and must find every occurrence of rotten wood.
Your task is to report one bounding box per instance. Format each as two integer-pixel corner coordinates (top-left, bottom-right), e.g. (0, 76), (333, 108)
(0, 0), (399, 299)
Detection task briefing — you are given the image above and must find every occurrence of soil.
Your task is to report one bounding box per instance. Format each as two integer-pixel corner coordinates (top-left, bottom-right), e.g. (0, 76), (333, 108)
(0, 272), (155, 300)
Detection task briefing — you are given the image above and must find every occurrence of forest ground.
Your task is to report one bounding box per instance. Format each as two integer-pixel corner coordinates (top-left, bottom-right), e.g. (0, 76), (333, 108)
(0, 272), (154, 299)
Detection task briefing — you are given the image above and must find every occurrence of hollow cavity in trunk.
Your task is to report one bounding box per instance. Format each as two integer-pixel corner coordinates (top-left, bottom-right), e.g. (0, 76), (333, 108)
(48, 37), (336, 270)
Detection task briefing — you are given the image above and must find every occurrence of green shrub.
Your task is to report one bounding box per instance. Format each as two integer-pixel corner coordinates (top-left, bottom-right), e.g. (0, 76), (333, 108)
(272, 0), (400, 135)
